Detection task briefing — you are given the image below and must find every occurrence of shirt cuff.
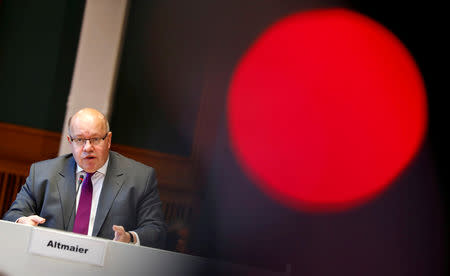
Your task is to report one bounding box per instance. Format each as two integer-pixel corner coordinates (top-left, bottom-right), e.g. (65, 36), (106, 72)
(129, 231), (140, 245)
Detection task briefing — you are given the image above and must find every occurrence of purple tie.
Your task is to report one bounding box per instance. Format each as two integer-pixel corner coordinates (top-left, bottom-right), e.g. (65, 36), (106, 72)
(73, 172), (94, 235)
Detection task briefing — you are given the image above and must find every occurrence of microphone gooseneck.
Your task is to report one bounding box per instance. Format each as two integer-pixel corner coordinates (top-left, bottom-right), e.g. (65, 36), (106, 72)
(66, 174), (85, 231)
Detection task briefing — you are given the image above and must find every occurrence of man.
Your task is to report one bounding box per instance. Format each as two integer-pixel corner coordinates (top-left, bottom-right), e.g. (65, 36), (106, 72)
(3, 108), (166, 248)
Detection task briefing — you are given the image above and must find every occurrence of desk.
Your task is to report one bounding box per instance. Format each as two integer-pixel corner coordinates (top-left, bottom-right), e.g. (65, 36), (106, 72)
(0, 220), (285, 276)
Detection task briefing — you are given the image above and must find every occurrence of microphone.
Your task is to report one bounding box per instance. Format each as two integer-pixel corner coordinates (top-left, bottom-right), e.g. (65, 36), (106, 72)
(65, 174), (84, 231)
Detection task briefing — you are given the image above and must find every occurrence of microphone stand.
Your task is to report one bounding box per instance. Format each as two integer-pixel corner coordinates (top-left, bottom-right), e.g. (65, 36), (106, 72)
(65, 174), (84, 231)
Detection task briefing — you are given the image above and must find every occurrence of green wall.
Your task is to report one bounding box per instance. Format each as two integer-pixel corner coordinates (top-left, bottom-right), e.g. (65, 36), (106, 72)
(0, 0), (85, 132)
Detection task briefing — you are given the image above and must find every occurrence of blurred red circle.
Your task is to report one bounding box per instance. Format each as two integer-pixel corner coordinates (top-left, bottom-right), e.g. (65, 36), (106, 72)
(227, 9), (427, 212)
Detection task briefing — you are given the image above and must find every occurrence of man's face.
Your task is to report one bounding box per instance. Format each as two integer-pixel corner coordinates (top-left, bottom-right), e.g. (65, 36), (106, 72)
(67, 114), (111, 173)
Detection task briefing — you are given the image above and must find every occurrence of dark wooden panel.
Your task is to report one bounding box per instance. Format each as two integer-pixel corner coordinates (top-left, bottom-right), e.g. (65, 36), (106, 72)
(0, 170), (26, 217)
(0, 122), (61, 169)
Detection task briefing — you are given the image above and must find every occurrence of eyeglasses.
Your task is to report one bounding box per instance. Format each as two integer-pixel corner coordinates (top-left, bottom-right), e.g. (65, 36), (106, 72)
(70, 133), (108, 146)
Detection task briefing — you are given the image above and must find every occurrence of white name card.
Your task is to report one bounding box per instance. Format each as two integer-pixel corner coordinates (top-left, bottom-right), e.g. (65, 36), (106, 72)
(28, 227), (107, 266)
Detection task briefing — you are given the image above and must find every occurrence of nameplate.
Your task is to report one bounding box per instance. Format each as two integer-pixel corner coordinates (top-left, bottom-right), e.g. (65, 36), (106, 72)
(28, 227), (107, 266)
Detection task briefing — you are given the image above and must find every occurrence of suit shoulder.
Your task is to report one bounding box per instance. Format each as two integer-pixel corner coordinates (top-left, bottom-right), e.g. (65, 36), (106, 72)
(32, 153), (74, 170)
(110, 151), (155, 173)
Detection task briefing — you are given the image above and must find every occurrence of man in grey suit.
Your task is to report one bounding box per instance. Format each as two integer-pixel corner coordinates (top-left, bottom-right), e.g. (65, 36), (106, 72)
(3, 108), (166, 248)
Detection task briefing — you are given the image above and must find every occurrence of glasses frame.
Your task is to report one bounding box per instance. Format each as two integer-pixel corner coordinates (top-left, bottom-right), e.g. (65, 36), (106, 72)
(69, 132), (109, 146)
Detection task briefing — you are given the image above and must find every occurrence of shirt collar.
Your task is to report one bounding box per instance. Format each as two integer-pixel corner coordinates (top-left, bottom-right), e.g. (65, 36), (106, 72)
(76, 156), (109, 176)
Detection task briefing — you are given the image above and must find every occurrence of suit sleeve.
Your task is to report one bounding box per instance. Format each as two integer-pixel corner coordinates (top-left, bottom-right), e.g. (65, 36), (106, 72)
(2, 164), (39, 222)
(133, 168), (167, 248)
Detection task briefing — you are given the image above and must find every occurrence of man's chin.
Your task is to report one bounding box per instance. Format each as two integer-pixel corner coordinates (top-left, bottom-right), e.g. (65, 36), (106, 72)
(81, 159), (99, 172)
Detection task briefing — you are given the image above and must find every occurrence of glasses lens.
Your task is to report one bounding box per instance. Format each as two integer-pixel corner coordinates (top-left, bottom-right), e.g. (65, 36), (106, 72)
(75, 138), (84, 145)
(90, 138), (100, 145)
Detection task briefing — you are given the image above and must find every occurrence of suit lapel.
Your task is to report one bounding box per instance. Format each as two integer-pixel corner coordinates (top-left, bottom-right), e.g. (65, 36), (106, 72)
(92, 153), (125, 236)
(57, 156), (77, 231)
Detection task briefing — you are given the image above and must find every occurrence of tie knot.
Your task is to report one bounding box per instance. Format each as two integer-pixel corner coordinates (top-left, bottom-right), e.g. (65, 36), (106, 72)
(84, 172), (94, 181)
(86, 172), (95, 177)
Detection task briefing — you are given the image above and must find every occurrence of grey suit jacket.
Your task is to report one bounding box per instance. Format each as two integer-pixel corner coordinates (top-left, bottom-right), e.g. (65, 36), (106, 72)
(3, 151), (166, 248)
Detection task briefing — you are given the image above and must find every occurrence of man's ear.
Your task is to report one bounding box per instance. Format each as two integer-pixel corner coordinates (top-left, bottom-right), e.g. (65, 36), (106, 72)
(107, 132), (112, 148)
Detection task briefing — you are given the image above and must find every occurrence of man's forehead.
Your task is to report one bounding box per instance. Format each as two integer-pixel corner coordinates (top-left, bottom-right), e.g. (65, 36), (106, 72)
(71, 116), (105, 133)
(74, 110), (104, 122)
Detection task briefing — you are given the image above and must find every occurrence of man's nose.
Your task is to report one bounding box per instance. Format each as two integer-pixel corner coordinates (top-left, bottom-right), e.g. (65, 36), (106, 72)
(83, 140), (94, 151)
